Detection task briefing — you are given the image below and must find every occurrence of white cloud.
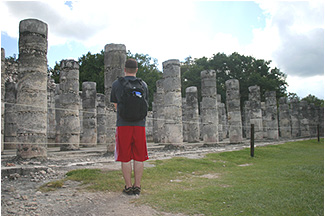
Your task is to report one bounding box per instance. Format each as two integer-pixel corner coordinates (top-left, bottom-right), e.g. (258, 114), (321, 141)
(1, 0), (323, 99)
(254, 0), (324, 78)
(287, 75), (324, 99)
(248, 0), (324, 98)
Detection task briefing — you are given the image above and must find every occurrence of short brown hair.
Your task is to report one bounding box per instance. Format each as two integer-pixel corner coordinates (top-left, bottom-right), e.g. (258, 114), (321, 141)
(125, 58), (138, 69)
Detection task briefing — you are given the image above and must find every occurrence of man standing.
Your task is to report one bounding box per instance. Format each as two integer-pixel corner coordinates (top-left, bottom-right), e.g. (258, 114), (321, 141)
(110, 58), (149, 195)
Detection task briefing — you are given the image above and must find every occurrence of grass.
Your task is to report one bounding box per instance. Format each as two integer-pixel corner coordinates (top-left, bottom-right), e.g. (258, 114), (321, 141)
(43, 139), (324, 215)
(39, 180), (64, 192)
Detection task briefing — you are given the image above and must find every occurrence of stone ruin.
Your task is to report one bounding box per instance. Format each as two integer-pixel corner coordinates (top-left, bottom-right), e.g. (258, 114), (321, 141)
(1, 18), (324, 159)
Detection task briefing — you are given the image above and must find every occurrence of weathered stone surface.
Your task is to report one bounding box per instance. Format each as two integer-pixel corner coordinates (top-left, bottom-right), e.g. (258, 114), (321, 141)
(225, 79), (242, 143)
(16, 19), (48, 159)
(248, 85), (263, 140)
(153, 79), (164, 143)
(59, 59), (80, 151)
(146, 111), (154, 142)
(96, 93), (106, 145)
(243, 101), (251, 138)
(200, 70), (218, 143)
(319, 107), (324, 137)
(299, 101), (310, 138)
(1, 48), (5, 153)
(307, 103), (317, 137)
(264, 91), (278, 140)
(290, 98), (300, 138)
(47, 78), (56, 146)
(185, 86), (200, 142)
(104, 44), (126, 107)
(4, 82), (17, 149)
(104, 44), (126, 152)
(162, 59), (183, 144)
(81, 82), (97, 147)
(54, 84), (61, 146)
(278, 97), (291, 138)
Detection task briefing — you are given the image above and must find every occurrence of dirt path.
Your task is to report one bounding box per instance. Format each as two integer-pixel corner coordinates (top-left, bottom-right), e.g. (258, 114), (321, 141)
(1, 175), (164, 216)
(1, 139), (309, 216)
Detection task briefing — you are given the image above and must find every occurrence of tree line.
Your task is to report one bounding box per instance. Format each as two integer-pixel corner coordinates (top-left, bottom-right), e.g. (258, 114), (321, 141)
(47, 51), (323, 108)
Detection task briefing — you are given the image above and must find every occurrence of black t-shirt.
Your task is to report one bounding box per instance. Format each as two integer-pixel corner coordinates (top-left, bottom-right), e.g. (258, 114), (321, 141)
(110, 76), (149, 127)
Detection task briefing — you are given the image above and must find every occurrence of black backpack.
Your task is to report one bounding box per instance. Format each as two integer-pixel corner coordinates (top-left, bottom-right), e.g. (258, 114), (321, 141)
(118, 77), (148, 122)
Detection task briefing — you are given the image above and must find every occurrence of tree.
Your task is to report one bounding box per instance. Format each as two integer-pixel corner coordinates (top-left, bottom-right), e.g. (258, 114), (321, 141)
(127, 51), (163, 110)
(301, 94), (324, 107)
(49, 50), (162, 111)
(181, 52), (288, 108)
(78, 51), (105, 94)
(49, 61), (60, 84)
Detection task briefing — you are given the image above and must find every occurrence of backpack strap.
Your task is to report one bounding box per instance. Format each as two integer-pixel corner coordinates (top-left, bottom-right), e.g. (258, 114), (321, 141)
(118, 77), (144, 88)
(118, 77), (128, 87)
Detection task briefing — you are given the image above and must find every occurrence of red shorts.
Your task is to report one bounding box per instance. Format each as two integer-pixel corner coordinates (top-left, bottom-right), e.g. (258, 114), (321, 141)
(115, 126), (149, 162)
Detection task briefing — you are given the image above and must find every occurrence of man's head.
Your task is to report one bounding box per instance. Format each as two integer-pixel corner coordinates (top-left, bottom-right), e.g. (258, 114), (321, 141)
(125, 58), (138, 75)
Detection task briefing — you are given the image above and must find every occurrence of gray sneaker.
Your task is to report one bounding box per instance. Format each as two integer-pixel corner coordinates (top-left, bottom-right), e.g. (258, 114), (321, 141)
(122, 186), (134, 195)
(133, 186), (141, 195)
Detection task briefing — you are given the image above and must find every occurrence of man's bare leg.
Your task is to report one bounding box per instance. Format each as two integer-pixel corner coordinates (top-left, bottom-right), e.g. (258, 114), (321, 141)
(133, 160), (144, 187)
(121, 161), (132, 188)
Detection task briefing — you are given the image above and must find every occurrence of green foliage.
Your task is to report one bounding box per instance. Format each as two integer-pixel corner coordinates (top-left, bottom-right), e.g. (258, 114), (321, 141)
(49, 61), (61, 84)
(47, 50), (322, 111)
(49, 50), (162, 111)
(302, 94), (324, 107)
(127, 51), (163, 110)
(78, 51), (105, 94)
(181, 52), (288, 107)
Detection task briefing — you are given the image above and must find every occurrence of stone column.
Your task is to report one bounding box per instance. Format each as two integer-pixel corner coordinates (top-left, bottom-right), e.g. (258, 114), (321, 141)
(146, 111), (154, 142)
(79, 91), (83, 139)
(59, 60), (80, 151)
(290, 99), (300, 138)
(299, 101), (310, 138)
(278, 97), (291, 138)
(47, 78), (56, 146)
(162, 59), (183, 144)
(4, 82), (17, 149)
(104, 44), (126, 152)
(54, 84), (61, 146)
(97, 93), (106, 145)
(153, 79), (165, 143)
(243, 101), (251, 139)
(81, 82), (97, 147)
(225, 79), (242, 143)
(16, 19), (48, 159)
(248, 85), (263, 140)
(220, 102), (228, 140)
(182, 97), (188, 142)
(261, 102), (267, 138)
(201, 70), (218, 143)
(217, 95), (223, 142)
(319, 107), (324, 137)
(152, 100), (158, 143)
(186, 86), (200, 142)
(264, 91), (279, 140)
(307, 103), (317, 137)
(1, 48), (5, 153)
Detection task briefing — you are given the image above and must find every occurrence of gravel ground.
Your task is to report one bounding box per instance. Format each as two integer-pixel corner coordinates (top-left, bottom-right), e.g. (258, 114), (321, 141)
(1, 139), (308, 216)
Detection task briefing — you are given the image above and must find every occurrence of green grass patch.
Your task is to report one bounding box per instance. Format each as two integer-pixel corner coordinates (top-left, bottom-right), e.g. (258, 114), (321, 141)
(46, 139), (324, 215)
(65, 168), (124, 191)
(39, 180), (64, 192)
(139, 139), (324, 216)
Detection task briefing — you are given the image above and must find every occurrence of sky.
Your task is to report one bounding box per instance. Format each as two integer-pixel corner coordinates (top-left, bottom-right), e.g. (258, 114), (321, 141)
(1, 0), (324, 99)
